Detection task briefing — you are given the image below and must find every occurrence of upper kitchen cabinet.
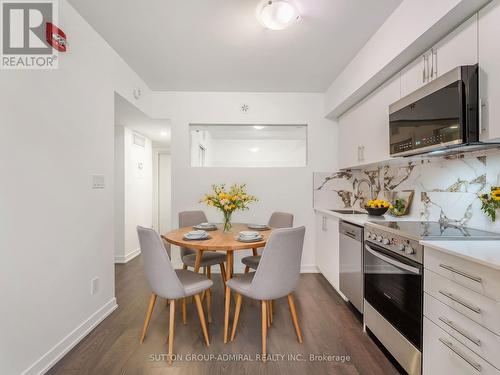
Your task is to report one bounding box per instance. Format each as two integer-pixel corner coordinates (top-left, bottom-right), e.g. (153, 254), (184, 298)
(338, 74), (400, 169)
(401, 14), (478, 98)
(479, 0), (500, 141)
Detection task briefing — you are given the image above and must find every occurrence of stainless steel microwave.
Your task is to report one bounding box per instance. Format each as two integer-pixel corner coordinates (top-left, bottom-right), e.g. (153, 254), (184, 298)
(389, 65), (480, 157)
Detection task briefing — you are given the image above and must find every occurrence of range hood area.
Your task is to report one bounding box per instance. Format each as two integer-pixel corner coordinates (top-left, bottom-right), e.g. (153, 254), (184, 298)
(389, 65), (500, 158)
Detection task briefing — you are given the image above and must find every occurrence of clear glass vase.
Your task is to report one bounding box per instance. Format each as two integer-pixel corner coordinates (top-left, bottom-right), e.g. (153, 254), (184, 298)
(222, 211), (232, 232)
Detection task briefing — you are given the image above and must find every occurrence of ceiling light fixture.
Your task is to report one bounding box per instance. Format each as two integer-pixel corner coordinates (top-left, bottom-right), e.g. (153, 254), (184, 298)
(160, 131), (168, 136)
(253, 125), (265, 130)
(249, 147), (260, 153)
(256, 0), (300, 30)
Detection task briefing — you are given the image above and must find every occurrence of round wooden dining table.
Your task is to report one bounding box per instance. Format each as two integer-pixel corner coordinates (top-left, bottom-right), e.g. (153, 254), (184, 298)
(162, 223), (274, 342)
(162, 223), (273, 279)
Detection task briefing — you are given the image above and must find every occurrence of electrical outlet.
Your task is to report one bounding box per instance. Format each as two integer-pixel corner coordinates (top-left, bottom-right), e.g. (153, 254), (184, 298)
(91, 277), (99, 295)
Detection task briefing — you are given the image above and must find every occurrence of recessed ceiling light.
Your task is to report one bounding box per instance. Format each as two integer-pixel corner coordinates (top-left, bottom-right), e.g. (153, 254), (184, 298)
(256, 0), (300, 31)
(249, 147), (260, 153)
(253, 125), (265, 130)
(160, 131), (168, 136)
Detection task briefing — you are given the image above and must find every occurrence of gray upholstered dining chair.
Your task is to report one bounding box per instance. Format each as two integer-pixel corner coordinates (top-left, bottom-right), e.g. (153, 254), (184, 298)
(224, 226), (306, 360)
(179, 211), (227, 289)
(137, 226), (212, 364)
(241, 212), (294, 273)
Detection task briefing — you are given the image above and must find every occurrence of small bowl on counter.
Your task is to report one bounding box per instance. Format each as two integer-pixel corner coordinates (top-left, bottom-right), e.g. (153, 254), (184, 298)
(364, 200), (390, 216)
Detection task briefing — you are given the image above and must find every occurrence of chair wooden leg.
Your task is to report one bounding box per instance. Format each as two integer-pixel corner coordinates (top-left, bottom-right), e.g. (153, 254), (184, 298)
(261, 300), (267, 362)
(270, 300), (274, 322)
(206, 287), (212, 323)
(287, 293), (303, 343)
(219, 262), (227, 289)
(224, 286), (231, 343)
(140, 293), (157, 343)
(268, 300), (273, 325)
(182, 298), (187, 325)
(230, 293), (242, 341)
(168, 299), (175, 365)
(244, 266), (250, 274)
(267, 300), (271, 328)
(194, 294), (210, 346)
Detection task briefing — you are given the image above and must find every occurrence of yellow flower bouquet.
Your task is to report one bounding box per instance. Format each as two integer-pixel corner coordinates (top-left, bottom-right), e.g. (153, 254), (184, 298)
(201, 184), (258, 232)
(478, 186), (500, 221)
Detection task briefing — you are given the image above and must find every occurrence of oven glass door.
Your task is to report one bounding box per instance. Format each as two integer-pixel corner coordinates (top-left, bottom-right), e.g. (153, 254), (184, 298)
(364, 242), (422, 349)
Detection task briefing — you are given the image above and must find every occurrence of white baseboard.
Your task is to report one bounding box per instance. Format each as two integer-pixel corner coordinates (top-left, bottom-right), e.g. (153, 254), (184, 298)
(300, 264), (320, 273)
(22, 298), (118, 375)
(114, 248), (141, 263)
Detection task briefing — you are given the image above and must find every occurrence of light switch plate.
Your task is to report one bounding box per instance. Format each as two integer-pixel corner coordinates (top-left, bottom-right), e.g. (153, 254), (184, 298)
(92, 175), (105, 189)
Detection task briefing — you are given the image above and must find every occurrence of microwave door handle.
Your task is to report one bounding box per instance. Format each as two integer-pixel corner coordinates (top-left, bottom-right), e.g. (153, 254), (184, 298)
(365, 245), (421, 275)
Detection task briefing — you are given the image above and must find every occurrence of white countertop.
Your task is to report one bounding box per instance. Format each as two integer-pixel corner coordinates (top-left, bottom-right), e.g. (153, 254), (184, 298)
(421, 240), (500, 271)
(314, 208), (417, 226)
(314, 208), (500, 270)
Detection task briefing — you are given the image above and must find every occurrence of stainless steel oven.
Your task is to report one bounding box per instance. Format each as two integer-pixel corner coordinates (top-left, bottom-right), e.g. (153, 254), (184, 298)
(363, 223), (423, 375)
(364, 242), (422, 348)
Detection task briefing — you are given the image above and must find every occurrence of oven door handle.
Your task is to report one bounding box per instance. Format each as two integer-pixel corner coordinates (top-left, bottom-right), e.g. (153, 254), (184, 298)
(365, 245), (421, 275)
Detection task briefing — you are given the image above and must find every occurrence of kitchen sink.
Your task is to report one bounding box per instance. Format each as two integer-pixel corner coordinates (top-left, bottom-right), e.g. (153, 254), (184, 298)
(330, 209), (366, 215)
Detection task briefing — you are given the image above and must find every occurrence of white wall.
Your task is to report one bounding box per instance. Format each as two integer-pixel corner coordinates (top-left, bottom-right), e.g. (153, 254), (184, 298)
(114, 128), (153, 263)
(0, 1), (151, 374)
(152, 92), (337, 272)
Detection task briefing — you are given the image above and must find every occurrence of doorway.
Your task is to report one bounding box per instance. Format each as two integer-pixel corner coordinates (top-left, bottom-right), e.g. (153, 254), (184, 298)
(114, 93), (171, 264)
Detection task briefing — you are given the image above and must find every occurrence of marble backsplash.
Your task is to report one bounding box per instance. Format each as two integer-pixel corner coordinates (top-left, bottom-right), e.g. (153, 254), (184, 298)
(314, 149), (500, 233)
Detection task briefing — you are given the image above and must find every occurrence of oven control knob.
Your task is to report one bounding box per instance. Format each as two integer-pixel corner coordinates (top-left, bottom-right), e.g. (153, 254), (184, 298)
(396, 244), (405, 251)
(405, 245), (415, 254)
(376, 235), (383, 242)
(382, 238), (390, 245)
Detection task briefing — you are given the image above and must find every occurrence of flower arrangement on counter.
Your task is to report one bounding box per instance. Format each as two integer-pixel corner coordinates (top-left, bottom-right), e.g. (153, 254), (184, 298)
(478, 186), (500, 221)
(201, 184), (258, 231)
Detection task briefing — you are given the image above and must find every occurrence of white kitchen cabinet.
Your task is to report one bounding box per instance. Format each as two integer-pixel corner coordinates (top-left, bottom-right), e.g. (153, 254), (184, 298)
(479, 0), (500, 141)
(433, 15), (478, 80)
(401, 14), (478, 98)
(315, 213), (340, 290)
(338, 74), (400, 169)
(423, 244), (500, 373)
(423, 317), (500, 375)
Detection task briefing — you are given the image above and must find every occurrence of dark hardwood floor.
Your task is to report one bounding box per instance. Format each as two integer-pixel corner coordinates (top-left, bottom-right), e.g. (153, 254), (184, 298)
(48, 256), (399, 375)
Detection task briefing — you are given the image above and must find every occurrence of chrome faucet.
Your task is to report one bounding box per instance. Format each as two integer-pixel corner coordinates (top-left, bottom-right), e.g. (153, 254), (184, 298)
(356, 178), (374, 201)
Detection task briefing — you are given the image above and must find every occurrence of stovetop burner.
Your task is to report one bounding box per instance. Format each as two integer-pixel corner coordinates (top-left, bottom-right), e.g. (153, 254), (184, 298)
(367, 221), (500, 241)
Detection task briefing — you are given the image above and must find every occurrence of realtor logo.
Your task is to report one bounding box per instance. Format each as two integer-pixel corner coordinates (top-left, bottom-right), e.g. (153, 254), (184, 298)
(1, 0), (66, 69)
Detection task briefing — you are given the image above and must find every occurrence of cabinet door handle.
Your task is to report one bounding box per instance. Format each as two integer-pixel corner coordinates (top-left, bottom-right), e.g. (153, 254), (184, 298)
(438, 317), (481, 346)
(439, 264), (482, 283)
(439, 290), (481, 314)
(439, 338), (482, 372)
(422, 55), (427, 83)
(432, 48), (437, 79)
(430, 49), (434, 80)
(479, 98), (487, 134)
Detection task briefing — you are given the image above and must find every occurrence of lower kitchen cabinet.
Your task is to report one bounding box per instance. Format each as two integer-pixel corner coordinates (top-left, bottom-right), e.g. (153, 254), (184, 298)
(423, 244), (500, 374)
(315, 213), (340, 291)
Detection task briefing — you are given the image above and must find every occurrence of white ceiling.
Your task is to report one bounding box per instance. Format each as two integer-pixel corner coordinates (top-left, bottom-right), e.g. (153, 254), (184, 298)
(68, 0), (402, 92)
(114, 94), (171, 147)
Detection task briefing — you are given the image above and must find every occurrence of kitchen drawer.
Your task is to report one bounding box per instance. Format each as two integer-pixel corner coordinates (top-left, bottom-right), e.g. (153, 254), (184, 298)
(424, 247), (500, 302)
(424, 317), (500, 375)
(424, 292), (500, 369)
(425, 269), (500, 336)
